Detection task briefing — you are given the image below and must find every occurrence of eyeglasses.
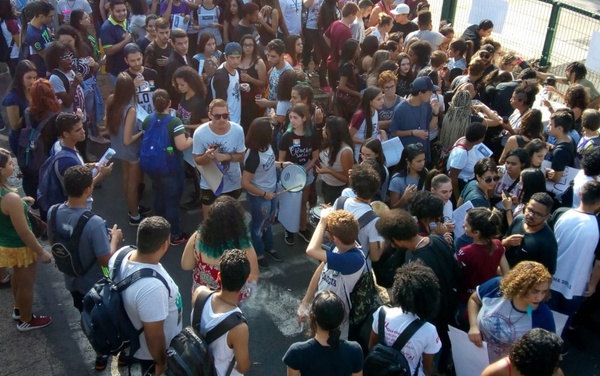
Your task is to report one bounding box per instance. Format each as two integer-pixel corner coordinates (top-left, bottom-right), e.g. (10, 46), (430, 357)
(242, 43), (254, 47)
(407, 143), (425, 152)
(480, 53), (491, 59)
(211, 113), (229, 120)
(60, 53), (74, 60)
(483, 176), (500, 183)
(525, 206), (547, 218)
(383, 85), (396, 90)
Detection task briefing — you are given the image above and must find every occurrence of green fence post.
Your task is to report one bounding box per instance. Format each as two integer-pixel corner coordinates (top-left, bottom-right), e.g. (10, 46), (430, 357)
(440, 0), (458, 24)
(541, 1), (561, 66)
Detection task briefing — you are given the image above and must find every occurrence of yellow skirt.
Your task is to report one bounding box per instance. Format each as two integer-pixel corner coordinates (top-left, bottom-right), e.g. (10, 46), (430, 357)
(0, 246), (37, 268)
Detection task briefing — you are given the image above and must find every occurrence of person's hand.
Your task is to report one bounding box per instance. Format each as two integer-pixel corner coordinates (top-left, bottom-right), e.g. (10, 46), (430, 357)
(75, 108), (84, 120)
(503, 234), (524, 247)
(255, 98), (270, 108)
(240, 73), (251, 82)
(444, 220), (455, 233)
(443, 232), (454, 245)
(123, 32), (132, 43)
(214, 152), (231, 163)
(205, 147), (217, 160)
(315, 164), (330, 175)
(260, 5), (272, 17)
(38, 249), (53, 264)
(468, 326), (483, 347)
(433, 222), (446, 235)
(545, 85), (558, 94)
(501, 191), (512, 210)
(109, 224), (123, 243)
(297, 301), (309, 326)
(584, 282), (597, 297)
(73, 72), (84, 85)
(264, 191), (276, 200)
(545, 168), (556, 180)
(23, 196), (35, 206)
(319, 207), (334, 222)
(430, 97), (440, 113)
(133, 74), (145, 88)
(542, 99), (552, 109)
(315, 107), (324, 124)
(156, 56), (169, 67)
(510, 194), (519, 205)
(97, 161), (113, 177)
(413, 129), (428, 140)
(402, 184), (418, 200)
(378, 129), (388, 141)
(281, 161), (293, 168)
(183, 14), (190, 22)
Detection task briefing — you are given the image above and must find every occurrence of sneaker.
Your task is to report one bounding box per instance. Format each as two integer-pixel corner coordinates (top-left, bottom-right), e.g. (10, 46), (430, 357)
(257, 257), (269, 268)
(298, 228), (312, 243)
(265, 249), (283, 262)
(129, 216), (142, 226)
(284, 231), (295, 246)
(137, 205), (152, 215)
(12, 307), (20, 320)
(170, 233), (189, 246)
(95, 355), (109, 371)
(117, 352), (132, 367)
(16, 315), (52, 331)
(320, 86), (332, 93)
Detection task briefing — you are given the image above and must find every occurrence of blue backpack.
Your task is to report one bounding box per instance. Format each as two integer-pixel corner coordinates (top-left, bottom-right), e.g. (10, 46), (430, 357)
(37, 150), (80, 212)
(139, 114), (177, 175)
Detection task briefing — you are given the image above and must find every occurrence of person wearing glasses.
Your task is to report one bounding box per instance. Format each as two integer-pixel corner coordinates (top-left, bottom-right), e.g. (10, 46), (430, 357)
(476, 44), (498, 79)
(46, 41), (86, 117)
(376, 70), (403, 136)
(457, 157), (499, 209)
(502, 192), (557, 274)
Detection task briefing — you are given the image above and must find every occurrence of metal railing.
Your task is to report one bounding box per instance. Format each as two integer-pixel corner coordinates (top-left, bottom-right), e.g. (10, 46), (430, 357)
(435, 0), (600, 88)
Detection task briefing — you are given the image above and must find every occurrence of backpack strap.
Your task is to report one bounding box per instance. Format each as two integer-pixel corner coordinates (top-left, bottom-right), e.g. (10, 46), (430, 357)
(68, 210), (97, 275)
(357, 210), (378, 230)
(390, 318), (424, 352)
(47, 203), (59, 243)
(191, 288), (215, 330)
(377, 307), (387, 345)
(205, 311), (247, 345)
(52, 69), (71, 92)
(110, 246), (172, 296)
(334, 196), (348, 210)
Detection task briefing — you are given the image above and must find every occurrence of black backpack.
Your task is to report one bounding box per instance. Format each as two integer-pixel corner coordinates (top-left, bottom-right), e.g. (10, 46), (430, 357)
(17, 109), (56, 175)
(363, 308), (424, 376)
(166, 289), (247, 376)
(81, 247), (171, 363)
(48, 205), (95, 277)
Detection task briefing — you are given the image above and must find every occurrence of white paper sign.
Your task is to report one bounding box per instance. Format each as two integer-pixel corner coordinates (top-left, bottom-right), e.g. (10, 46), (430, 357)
(541, 160), (580, 195)
(586, 31), (600, 73)
(473, 143), (494, 159)
(452, 200), (475, 239)
(382, 137), (404, 167)
(468, 0), (508, 34)
(448, 326), (489, 376)
(172, 14), (189, 31)
(552, 310), (569, 336)
(137, 90), (155, 115)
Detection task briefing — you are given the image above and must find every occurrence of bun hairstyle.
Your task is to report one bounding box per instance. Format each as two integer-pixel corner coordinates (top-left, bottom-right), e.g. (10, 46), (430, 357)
(309, 291), (345, 349)
(152, 89), (171, 113)
(465, 207), (502, 254)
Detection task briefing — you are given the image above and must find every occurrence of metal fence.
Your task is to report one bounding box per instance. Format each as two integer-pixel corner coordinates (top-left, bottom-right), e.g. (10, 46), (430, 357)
(434, 0), (600, 88)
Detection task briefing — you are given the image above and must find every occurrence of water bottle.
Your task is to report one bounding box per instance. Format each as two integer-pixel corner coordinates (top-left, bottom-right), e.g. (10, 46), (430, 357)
(137, 72), (150, 92)
(166, 146), (174, 156)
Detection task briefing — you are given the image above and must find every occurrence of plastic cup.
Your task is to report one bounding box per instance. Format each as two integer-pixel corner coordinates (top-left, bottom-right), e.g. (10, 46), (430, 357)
(240, 83), (250, 92)
(255, 94), (262, 100)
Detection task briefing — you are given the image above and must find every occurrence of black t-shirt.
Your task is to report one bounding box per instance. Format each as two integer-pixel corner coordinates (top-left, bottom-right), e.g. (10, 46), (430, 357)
(391, 21), (418, 36)
(491, 81), (520, 117)
(279, 130), (319, 166)
(177, 94), (208, 126)
(232, 24), (258, 45)
(137, 35), (152, 56)
(551, 141), (575, 171)
(126, 68), (158, 91)
(461, 24), (482, 51)
(339, 61), (359, 90)
(144, 42), (173, 88)
(283, 338), (363, 376)
(504, 215), (558, 274)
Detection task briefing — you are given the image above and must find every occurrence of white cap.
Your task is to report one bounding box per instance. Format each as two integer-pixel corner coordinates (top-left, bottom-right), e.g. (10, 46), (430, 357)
(390, 3), (410, 15)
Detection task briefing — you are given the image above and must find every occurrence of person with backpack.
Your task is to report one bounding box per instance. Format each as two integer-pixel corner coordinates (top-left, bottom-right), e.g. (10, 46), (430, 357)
(17, 78), (60, 203)
(24, 1), (55, 78)
(284, 290), (364, 376)
(365, 261), (441, 376)
(46, 165), (123, 370)
(0, 148), (53, 332)
(140, 89), (192, 245)
(108, 216), (182, 375)
(37, 112), (112, 220)
(194, 248), (251, 376)
(297, 209), (366, 340)
(46, 41), (86, 116)
(376, 208), (461, 375)
(0, 0), (21, 77)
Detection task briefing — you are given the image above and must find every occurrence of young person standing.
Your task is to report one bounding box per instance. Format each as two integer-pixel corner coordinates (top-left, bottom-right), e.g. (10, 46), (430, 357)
(323, 2), (358, 90)
(25, 1), (55, 78)
(144, 17), (173, 90)
(99, 0), (131, 87)
(211, 42), (245, 124)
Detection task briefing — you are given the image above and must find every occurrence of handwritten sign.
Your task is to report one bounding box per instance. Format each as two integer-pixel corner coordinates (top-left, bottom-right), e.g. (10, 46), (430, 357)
(137, 91), (155, 116)
(541, 160), (580, 195)
(452, 200), (474, 239)
(382, 137), (404, 167)
(448, 326), (490, 376)
(468, 0), (508, 34)
(586, 31), (600, 73)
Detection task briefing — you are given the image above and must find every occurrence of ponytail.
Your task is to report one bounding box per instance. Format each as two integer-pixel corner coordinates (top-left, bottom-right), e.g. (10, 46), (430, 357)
(327, 328), (341, 349)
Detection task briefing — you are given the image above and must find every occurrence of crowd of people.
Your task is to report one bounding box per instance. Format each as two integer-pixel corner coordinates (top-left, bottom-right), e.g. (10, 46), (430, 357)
(1, 0), (600, 375)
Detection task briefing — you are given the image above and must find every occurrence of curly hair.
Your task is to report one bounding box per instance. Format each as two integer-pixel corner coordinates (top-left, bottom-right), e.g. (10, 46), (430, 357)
(500, 261), (552, 300)
(326, 210), (359, 245)
(376, 209), (418, 241)
(219, 249), (251, 292)
(350, 163), (380, 200)
(173, 66), (207, 98)
(408, 191), (443, 222)
(30, 79), (61, 121)
(581, 147), (600, 176)
(391, 260), (440, 320)
(198, 196), (250, 258)
(377, 70), (397, 87)
(565, 84), (589, 110)
(518, 109), (544, 140)
(44, 41), (74, 71)
(509, 328), (563, 376)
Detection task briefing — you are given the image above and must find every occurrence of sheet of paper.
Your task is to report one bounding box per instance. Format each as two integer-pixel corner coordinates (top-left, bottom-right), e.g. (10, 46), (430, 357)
(552, 310), (569, 336)
(382, 137), (404, 168)
(473, 143), (493, 159)
(172, 14), (189, 31)
(452, 201), (474, 239)
(541, 160), (580, 195)
(196, 161), (224, 195)
(448, 326), (490, 376)
(135, 103), (149, 126)
(586, 31), (600, 73)
(468, 0), (508, 34)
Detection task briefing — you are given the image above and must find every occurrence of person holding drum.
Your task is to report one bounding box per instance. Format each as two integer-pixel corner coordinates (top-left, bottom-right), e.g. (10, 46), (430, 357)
(242, 118), (292, 268)
(279, 103), (320, 245)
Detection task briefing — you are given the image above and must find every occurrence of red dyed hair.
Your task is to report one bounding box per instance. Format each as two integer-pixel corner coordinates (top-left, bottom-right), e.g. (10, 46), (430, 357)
(30, 78), (61, 120)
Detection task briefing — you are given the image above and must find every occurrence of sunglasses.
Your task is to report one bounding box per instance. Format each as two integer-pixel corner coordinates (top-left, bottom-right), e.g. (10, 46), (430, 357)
(483, 176), (501, 183)
(480, 53), (491, 59)
(407, 142), (425, 152)
(60, 53), (74, 60)
(211, 113), (229, 120)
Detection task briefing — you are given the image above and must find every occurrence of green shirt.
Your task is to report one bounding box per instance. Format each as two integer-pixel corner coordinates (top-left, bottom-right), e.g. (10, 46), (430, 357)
(0, 189), (31, 248)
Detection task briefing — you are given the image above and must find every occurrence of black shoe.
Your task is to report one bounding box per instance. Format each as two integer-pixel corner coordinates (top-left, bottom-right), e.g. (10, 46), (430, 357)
(258, 257), (269, 268)
(117, 352), (132, 367)
(137, 205), (152, 215)
(284, 231), (295, 245)
(129, 216), (142, 226)
(171, 233), (189, 246)
(298, 228), (312, 243)
(265, 249), (283, 262)
(95, 355), (109, 371)
(180, 198), (201, 211)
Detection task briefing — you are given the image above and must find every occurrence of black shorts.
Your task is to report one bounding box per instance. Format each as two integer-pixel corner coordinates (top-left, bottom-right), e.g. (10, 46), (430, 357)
(200, 188), (242, 206)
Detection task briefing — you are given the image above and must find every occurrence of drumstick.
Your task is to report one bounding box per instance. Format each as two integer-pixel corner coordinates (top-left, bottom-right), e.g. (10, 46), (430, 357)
(277, 184), (303, 195)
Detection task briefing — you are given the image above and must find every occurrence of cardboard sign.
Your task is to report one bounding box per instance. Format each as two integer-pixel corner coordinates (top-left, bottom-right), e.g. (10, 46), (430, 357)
(541, 160), (580, 195)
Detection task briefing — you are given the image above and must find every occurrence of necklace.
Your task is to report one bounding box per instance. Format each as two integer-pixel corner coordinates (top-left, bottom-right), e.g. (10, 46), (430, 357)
(508, 302), (528, 326)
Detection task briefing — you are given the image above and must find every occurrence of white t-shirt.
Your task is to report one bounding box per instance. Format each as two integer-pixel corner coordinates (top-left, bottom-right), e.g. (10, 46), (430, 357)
(351, 17), (365, 43)
(371, 28), (387, 43)
(371, 306), (441, 376)
(552, 209), (600, 299)
(572, 170), (597, 208)
(1, 20), (19, 59)
(110, 249), (182, 360)
(280, 0), (302, 35)
(57, 0), (92, 24)
(49, 70), (86, 117)
(447, 143), (479, 182)
(192, 121), (246, 193)
(305, 0), (323, 30)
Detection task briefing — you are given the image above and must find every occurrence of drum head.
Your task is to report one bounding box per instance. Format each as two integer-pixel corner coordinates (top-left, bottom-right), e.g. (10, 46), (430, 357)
(311, 206), (322, 217)
(281, 165), (307, 192)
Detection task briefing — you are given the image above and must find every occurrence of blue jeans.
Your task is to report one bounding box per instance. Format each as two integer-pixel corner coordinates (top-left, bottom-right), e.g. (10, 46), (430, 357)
(149, 165), (184, 236)
(247, 192), (277, 257)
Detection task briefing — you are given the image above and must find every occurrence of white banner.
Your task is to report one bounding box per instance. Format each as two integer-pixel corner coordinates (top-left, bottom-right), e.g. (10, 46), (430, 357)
(468, 0), (508, 34)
